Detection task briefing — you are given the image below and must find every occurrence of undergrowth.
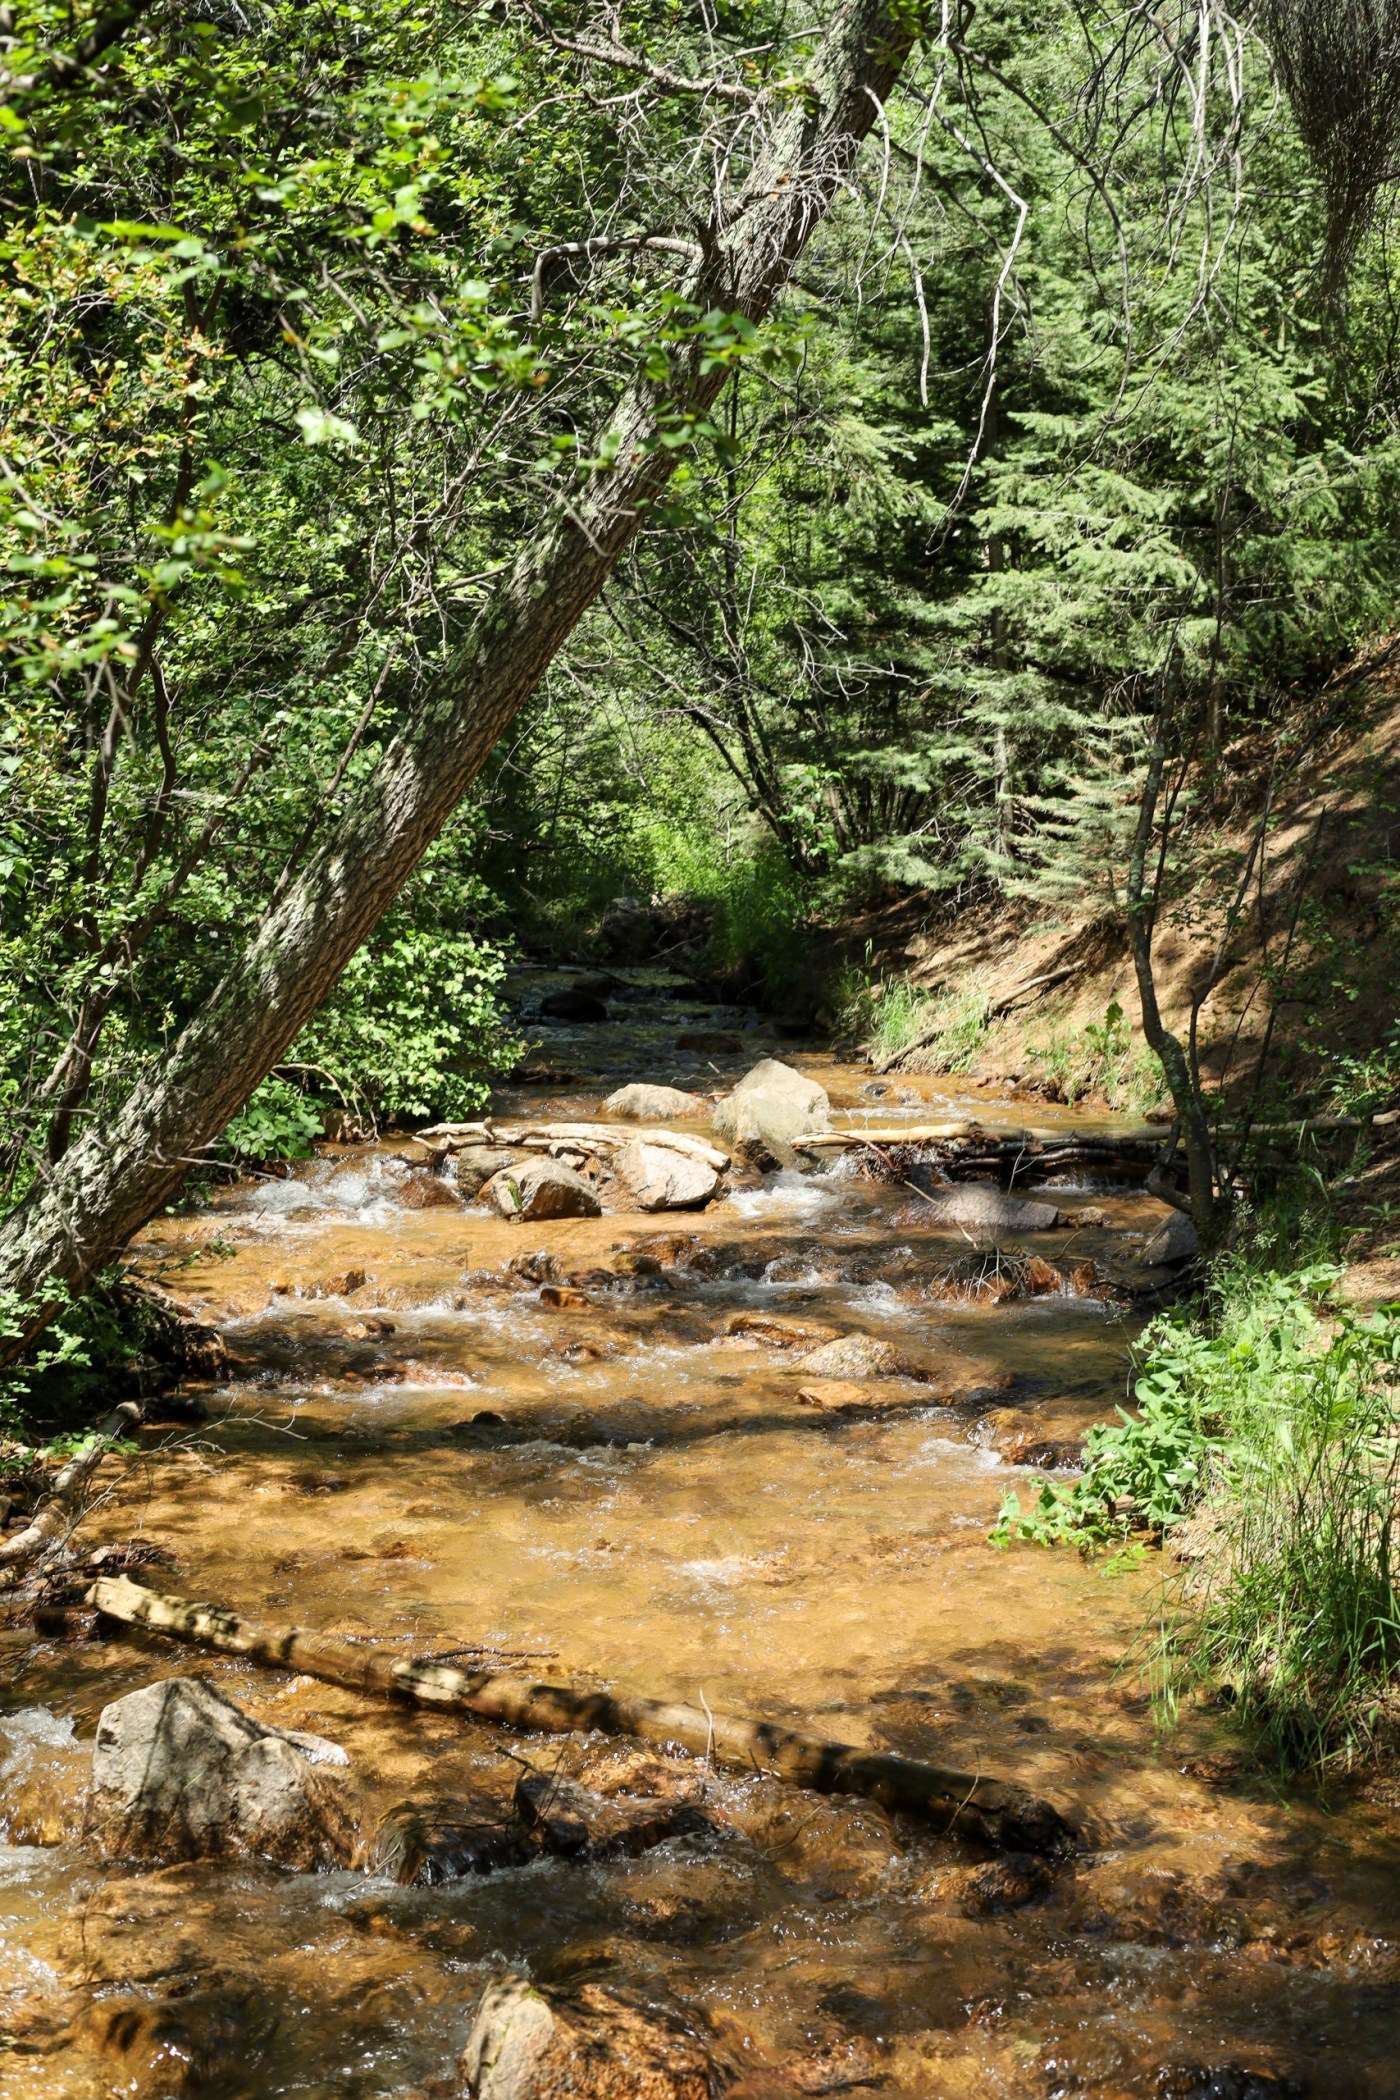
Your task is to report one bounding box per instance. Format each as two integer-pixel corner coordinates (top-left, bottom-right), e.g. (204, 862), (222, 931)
(1025, 998), (1165, 1111)
(837, 966), (990, 1071)
(994, 1261), (1400, 1776)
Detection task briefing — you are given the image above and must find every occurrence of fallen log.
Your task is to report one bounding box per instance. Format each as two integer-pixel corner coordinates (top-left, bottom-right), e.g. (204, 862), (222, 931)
(793, 1122), (983, 1147)
(499, 1123), (730, 1172)
(87, 1574), (1077, 1855)
(792, 1123), (1162, 1151)
(0, 1401), (142, 1588)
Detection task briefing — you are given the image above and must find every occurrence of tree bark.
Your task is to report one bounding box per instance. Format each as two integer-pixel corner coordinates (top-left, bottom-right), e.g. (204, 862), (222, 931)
(0, 0), (919, 1340)
(1125, 729), (1227, 1250)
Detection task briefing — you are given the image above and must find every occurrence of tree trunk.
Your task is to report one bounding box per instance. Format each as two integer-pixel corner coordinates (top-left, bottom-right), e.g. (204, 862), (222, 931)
(1125, 730), (1228, 1251)
(0, 0), (919, 1341)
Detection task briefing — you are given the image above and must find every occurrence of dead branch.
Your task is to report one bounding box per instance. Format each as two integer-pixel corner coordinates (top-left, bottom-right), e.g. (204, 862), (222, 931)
(0, 1401), (142, 1585)
(530, 236), (705, 321)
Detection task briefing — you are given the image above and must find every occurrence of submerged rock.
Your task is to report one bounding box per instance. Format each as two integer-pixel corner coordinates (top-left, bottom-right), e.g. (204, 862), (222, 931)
(796, 1379), (875, 1411)
(920, 1182), (1064, 1234)
(603, 1083), (707, 1120)
(676, 1028), (741, 1054)
(973, 1408), (1085, 1470)
(724, 1311), (837, 1349)
(915, 1853), (1060, 1916)
(462, 1975), (716, 2100)
(513, 1770), (707, 1858)
(0, 1706), (90, 1845)
(711, 1058), (830, 1169)
(69, 1977), (276, 2098)
(485, 1157), (603, 1221)
(1140, 1208), (1200, 1266)
(540, 986), (609, 1022)
(372, 1795), (531, 1884)
(84, 1677), (355, 1870)
(613, 1140), (719, 1213)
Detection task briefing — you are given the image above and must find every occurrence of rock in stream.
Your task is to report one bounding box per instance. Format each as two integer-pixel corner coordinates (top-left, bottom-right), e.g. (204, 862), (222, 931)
(85, 1677), (356, 1870)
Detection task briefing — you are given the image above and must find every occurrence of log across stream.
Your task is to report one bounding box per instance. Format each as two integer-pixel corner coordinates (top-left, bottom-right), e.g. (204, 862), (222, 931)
(3, 1030), (1400, 2099)
(87, 1573), (1075, 1854)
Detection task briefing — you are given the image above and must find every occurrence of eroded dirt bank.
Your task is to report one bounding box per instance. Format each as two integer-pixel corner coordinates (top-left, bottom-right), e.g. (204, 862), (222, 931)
(2, 995), (1399, 2098)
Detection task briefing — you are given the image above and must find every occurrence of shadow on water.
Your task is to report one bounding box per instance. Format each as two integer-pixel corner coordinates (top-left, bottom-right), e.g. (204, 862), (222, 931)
(3, 1032), (1399, 2095)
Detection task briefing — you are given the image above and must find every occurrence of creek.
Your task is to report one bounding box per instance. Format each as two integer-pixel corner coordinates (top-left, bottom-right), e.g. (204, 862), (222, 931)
(1, 972), (1398, 2098)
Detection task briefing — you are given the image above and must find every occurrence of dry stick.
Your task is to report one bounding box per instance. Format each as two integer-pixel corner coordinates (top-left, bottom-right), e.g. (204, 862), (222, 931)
(86, 1575), (1076, 1855)
(0, 1402), (142, 1584)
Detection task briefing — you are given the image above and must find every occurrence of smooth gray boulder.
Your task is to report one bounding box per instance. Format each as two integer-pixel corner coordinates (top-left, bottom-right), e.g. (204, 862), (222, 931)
(602, 1083), (707, 1121)
(484, 1157), (602, 1221)
(921, 1183), (1063, 1234)
(711, 1058), (830, 1169)
(462, 1975), (715, 2100)
(84, 1677), (354, 1869)
(613, 1140), (719, 1213)
(1140, 1208), (1199, 1265)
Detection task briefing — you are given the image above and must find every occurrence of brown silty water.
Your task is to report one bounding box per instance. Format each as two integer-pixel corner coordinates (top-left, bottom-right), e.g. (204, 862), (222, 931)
(2, 989), (1398, 2097)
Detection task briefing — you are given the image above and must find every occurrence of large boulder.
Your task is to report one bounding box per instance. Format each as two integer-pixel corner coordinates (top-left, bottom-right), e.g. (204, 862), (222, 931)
(603, 1083), (707, 1121)
(84, 1677), (355, 1870)
(398, 1169), (458, 1210)
(453, 1146), (521, 1199)
(794, 1335), (909, 1381)
(921, 1182), (1063, 1234)
(1140, 1208), (1199, 1266)
(540, 987), (608, 1023)
(613, 1141), (719, 1213)
(711, 1059), (830, 1170)
(484, 1158), (602, 1221)
(462, 1976), (715, 2100)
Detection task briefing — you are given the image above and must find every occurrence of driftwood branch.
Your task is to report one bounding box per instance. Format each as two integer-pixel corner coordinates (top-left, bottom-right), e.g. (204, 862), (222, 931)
(0, 1401), (142, 1584)
(415, 1121), (731, 1171)
(791, 1122), (1162, 1149)
(87, 1575), (1077, 1854)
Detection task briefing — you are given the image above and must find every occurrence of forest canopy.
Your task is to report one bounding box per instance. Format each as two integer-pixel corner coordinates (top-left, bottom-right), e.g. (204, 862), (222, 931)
(1, 0), (1398, 1230)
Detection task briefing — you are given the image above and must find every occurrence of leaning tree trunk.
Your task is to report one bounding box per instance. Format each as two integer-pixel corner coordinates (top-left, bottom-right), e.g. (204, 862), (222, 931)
(0, 0), (920, 1342)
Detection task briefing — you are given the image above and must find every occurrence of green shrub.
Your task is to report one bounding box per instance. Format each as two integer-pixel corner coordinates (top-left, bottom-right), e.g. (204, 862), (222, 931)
(216, 929), (524, 1162)
(990, 1353), (1213, 1548)
(220, 1077), (324, 1164)
(994, 1262), (1400, 1775)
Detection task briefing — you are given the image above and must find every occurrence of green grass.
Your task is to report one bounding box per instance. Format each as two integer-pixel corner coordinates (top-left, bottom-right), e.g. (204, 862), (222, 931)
(994, 1260), (1400, 1777)
(837, 968), (989, 1072)
(1025, 998), (1165, 1111)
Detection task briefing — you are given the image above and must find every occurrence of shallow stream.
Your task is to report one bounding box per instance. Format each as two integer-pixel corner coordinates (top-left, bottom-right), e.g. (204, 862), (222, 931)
(2, 980), (1398, 2097)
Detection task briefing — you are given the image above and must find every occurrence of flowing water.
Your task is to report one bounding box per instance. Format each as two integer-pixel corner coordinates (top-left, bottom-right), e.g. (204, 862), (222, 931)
(2, 978), (1399, 2097)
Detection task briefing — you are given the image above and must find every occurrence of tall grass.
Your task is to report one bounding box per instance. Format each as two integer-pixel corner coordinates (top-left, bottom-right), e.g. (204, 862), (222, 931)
(996, 1262), (1400, 1777)
(837, 968), (990, 1071)
(1025, 998), (1165, 1111)
(1169, 1266), (1400, 1774)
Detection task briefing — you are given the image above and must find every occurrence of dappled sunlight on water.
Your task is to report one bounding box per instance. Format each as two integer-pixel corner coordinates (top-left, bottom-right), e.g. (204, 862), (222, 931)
(2, 1037), (1398, 2095)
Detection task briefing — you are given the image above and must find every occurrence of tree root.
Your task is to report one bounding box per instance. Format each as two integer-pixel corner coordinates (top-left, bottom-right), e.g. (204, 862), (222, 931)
(87, 1573), (1079, 1855)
